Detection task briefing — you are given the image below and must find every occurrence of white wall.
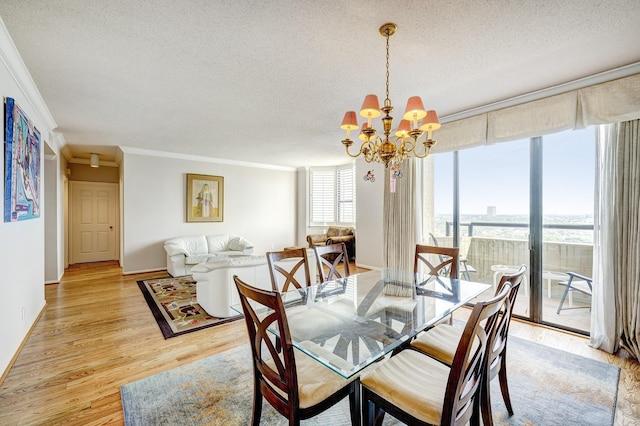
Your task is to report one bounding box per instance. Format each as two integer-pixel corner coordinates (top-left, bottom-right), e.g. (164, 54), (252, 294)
(0, 23), (54, 376)
(121, 150), (298, 274)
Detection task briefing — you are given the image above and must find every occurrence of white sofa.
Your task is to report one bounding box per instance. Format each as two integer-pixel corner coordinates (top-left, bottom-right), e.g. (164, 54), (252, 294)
(164, 234), (254, 277)
(191, 250), (317, 317)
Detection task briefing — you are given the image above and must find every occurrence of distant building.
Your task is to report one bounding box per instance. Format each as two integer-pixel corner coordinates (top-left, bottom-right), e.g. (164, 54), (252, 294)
(487, 206), (496, 217)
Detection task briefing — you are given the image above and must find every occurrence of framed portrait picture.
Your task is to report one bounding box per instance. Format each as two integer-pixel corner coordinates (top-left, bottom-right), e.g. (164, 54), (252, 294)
(186, 173), (224, 222)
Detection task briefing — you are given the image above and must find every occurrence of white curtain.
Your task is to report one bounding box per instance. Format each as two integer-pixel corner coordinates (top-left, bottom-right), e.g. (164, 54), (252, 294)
(615, 120), (640, 360)
(590, 124), (619, 353)
(592, 119), (640, 360)
(383, 159), (422, 272)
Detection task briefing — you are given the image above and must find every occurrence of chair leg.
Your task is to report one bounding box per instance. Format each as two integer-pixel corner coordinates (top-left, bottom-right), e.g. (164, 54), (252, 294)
(362, 390), (384, 426)
(251, 383), (263, 426)
(481, 373), (494, 426)
(472, 395), (483, 426)
(349, 381), (362, 426)
(498, 361), (514, 416)
(556, 283), (572, 314)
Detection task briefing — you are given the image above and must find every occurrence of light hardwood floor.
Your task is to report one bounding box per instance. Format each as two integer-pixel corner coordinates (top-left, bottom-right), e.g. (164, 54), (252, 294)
(0, 261), (638, 425)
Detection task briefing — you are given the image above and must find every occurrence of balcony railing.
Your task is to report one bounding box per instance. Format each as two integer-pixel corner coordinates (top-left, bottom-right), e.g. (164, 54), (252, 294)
(444, 221), (593, 237)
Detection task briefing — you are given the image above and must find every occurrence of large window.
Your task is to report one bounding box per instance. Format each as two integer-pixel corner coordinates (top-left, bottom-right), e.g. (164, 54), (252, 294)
(310, 164), (355, 225)
(426, 128), (595, 335)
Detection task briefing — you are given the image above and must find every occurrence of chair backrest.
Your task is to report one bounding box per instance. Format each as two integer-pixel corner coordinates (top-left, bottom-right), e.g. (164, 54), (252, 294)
(267, 248), (313, 292)
(442, 283), (511, 425)
(314, 242), (350, 283)
(414, 244), (459, 279)
(233, 275), (300, 417)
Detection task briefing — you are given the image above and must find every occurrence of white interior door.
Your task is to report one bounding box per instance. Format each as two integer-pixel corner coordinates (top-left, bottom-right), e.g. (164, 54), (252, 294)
(70, 181), (118, 264)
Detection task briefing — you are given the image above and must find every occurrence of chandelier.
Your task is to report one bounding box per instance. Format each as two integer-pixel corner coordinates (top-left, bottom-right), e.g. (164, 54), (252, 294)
(340, 23), (440, 169)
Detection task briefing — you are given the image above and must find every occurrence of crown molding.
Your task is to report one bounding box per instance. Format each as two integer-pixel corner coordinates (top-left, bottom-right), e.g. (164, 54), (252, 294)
(119, 146), (297, 172)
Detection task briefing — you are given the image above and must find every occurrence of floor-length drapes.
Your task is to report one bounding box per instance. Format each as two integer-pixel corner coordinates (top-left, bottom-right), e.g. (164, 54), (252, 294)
(615, 119), (640, 360)
(383, 160), (423, 272)
(591, 124), (619, 353)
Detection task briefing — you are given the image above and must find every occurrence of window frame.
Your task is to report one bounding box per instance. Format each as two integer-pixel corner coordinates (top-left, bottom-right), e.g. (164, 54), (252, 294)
(309, 164), (355, 227)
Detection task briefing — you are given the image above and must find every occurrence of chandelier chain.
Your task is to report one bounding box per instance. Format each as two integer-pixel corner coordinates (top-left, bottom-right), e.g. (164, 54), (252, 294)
(385, 31), (390, 105)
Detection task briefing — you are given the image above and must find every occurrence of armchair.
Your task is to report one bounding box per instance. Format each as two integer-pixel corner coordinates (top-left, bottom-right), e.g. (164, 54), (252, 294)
(306, 226), (356, 260)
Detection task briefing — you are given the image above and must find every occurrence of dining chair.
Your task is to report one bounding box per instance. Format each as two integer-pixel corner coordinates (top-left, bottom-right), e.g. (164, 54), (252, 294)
(314, 242), (350, 283)
(360, 282), (512, 426)
(414, 244), (459, 279)
(233, 275), (361, 426)
(267, 248), (313, 292)
(410, 264), (527, 425)
(556, 271), (593, 314)
(428, 233), (477, 280)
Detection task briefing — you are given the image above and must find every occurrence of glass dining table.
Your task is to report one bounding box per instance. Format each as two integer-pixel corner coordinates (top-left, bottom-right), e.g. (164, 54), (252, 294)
(232, 269), (491, 378)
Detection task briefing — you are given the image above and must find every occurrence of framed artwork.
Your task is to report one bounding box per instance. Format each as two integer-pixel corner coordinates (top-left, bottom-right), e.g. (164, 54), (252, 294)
(186, 173), (224, 222)
(4, 97), (41, 222)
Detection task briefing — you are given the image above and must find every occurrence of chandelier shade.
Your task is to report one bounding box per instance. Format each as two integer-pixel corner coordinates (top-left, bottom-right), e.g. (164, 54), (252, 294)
(340, 23), (439, 168)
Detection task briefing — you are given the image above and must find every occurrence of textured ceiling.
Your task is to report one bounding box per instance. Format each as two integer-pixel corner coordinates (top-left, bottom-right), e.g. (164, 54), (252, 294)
(1, 1), (640, 168)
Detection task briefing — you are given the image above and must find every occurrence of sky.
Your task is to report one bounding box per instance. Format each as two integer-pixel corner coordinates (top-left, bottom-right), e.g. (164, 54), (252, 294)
(434, 127), (596, 216)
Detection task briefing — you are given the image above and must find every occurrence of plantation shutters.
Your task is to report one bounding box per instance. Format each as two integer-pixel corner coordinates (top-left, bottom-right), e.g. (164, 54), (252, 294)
(310, 164), (355, 226)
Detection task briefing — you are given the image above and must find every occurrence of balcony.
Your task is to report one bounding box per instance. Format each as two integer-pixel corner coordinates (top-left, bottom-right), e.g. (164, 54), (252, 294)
(434, 222), (592, 333)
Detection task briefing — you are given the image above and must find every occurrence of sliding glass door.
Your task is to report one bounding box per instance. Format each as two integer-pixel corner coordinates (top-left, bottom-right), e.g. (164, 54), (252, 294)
(425, 128), (595, 334)
(541, 128), (595, 333)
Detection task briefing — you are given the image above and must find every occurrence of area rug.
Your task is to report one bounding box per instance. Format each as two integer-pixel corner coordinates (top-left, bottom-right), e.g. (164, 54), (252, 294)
(120, 336), (619, 425)
(137, 276), (240, 339)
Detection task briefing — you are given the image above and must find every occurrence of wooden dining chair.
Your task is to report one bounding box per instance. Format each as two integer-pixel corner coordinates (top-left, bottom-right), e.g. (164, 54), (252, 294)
(414, 244), (459, 279)
(314, 242), (350, 283)
(267, 248), (313, 292)
(410, 264), (527, 425)
(360, 283), (512, 426)
(429, 233), (477, 280)
(233, 275), (361, 426)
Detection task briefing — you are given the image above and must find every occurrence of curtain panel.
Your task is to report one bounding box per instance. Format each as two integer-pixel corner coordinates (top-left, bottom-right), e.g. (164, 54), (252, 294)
(434, 73), (640, 152)
(383, 160), (421, 272)
(591, 124), (619, 353)
(615, 120), (640, 360)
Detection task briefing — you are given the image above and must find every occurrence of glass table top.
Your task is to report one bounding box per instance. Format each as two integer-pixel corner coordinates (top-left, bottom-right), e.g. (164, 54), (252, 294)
(232, 269), (491, 378)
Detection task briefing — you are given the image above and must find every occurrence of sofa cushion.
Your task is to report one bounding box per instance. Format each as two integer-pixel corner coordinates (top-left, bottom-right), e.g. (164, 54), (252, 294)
(185, 254), (224, 265)
(326, 227), (341, 238)
(206, 234), (232, 253)
(339, 227), (353, 236)
(164, 236), (208, 257)
(228, 236), (254, 251)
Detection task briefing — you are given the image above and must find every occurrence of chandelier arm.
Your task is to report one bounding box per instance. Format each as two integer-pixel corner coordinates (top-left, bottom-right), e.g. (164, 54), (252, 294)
(413, 139), (437, 158)
(344, 144), (365, 158)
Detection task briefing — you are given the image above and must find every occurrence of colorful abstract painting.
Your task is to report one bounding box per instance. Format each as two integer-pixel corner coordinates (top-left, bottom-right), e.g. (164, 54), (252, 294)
(4, 97), (41, 222)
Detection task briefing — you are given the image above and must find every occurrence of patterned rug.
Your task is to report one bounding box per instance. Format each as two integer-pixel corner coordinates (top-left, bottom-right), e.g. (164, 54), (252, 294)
(137, 276), (240, 339)
(120, 336), (619, 425)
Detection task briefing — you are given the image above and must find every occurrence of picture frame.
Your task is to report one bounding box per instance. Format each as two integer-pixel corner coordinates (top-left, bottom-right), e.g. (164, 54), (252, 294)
(186, 173), (224, 222)
(4, 97), (41, 222)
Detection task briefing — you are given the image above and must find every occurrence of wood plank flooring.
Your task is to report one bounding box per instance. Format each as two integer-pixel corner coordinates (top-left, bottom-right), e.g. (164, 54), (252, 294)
(0, 261), (638, 425)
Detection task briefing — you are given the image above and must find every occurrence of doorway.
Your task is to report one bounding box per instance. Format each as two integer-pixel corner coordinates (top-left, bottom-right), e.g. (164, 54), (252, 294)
(69, 181), (119, 264)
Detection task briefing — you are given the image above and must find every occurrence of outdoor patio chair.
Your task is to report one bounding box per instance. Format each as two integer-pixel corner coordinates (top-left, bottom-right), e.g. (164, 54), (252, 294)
(556, 272), (593, 314)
